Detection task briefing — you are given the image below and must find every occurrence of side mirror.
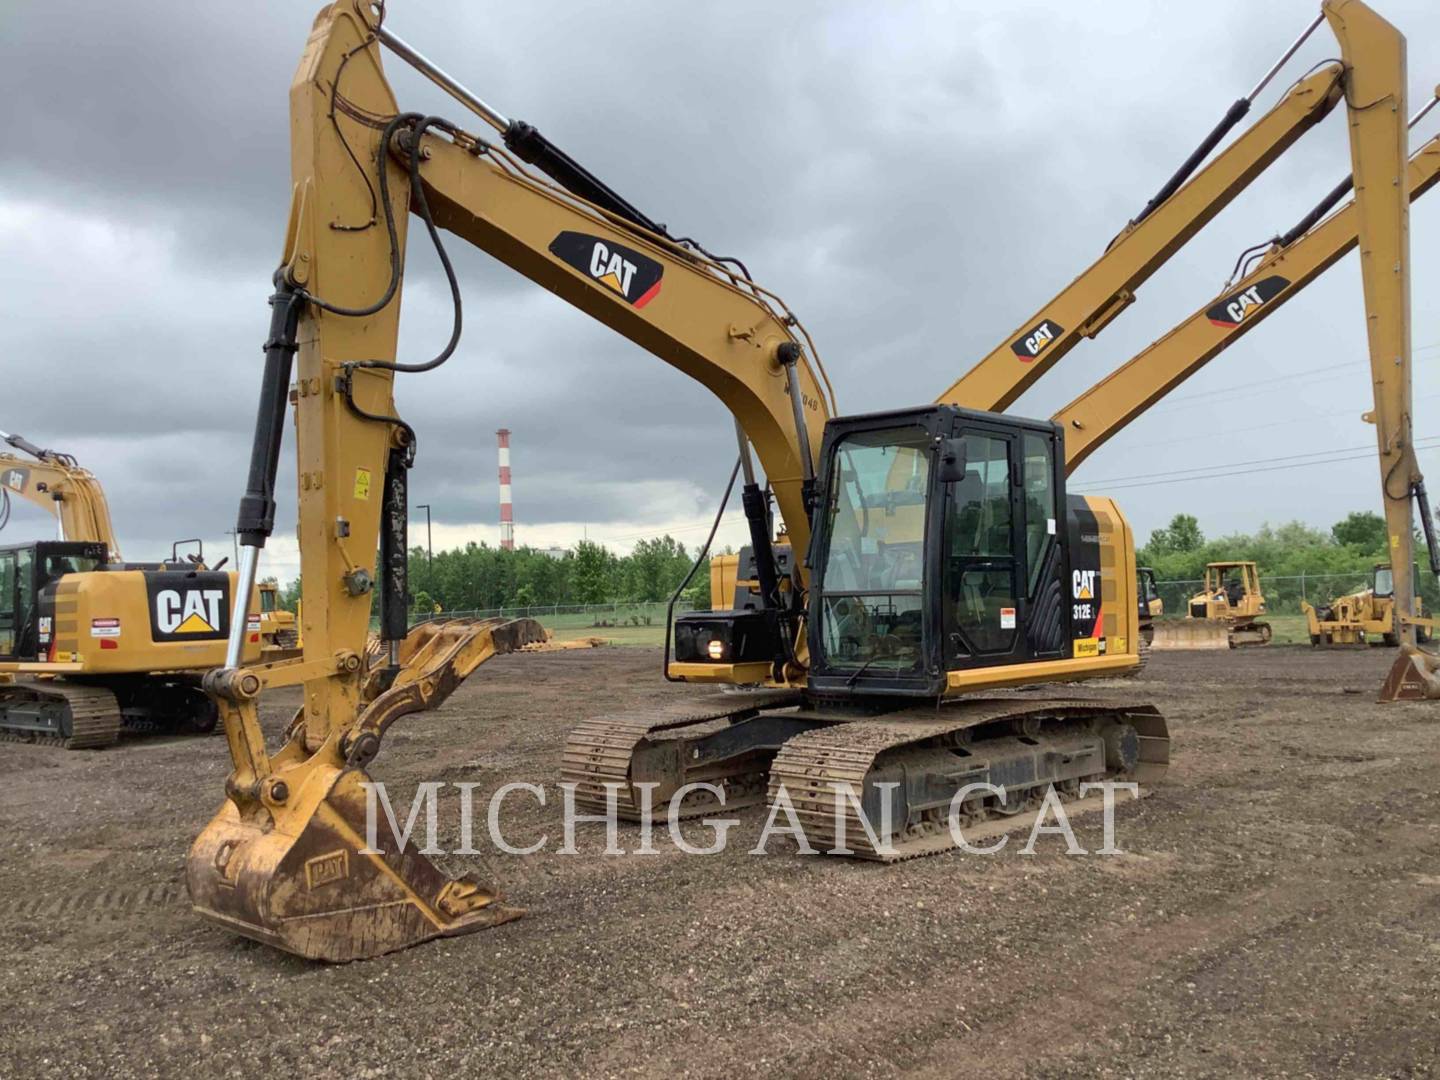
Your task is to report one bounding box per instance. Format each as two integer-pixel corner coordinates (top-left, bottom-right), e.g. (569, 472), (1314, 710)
(938, 438), (968, 483)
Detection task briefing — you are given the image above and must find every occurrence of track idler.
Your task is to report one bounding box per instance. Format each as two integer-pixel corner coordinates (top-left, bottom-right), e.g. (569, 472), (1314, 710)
(187, 617), (545, 962)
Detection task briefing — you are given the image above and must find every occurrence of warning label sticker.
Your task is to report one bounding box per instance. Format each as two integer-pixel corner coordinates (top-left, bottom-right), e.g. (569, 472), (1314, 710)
(90, 618), (121, 638)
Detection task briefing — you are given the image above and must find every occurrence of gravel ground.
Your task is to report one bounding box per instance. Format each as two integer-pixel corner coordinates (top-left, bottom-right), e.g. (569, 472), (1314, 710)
(1, 646), (1437, 1078)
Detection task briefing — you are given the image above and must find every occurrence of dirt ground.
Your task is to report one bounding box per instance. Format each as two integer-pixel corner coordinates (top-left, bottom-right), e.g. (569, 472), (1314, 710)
(1, 646), (1438, 1078)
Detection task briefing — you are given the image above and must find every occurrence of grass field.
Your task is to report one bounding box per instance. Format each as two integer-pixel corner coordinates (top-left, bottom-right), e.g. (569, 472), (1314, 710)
(553, 623), (667, 647)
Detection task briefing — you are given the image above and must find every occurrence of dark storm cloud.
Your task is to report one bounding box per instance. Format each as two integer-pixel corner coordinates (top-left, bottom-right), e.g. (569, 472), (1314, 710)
(3, 0), (1439, 574)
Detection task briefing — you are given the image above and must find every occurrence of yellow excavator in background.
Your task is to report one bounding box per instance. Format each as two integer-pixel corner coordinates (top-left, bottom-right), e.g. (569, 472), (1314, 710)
(2, 430), (122, 556)
(183, 0), (1429, 962)
(930, 69), (1440, 659)
(1302, 562), (1430, 645)
(0, 431), (265, 745)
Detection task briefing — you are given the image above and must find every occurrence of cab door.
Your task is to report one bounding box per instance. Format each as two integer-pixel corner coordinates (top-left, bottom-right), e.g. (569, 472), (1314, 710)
(942, 424), (1067, 669)
(0, 549), (17, 659)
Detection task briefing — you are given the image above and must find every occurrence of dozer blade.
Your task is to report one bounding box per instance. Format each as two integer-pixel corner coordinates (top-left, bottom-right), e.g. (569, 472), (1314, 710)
(187, 616), (546, 962)
(1379, 644), (1440, 701)
(1149, 620), (1231, 651)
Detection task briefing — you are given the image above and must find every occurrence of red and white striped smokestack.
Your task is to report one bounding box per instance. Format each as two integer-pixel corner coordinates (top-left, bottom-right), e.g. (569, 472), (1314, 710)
(497, 428), (514, 551)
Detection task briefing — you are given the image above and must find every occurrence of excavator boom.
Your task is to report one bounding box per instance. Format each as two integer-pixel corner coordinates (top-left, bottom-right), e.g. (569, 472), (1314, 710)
(187, 0), (1426, 964)
(936, 60), (1345, 413)
(1056, 130), (1440, 472)
(1, 431), (121, 559)
(189, 0), (833, 961)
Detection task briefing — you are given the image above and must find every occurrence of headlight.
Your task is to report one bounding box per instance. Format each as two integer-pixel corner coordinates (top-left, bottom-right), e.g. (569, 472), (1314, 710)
(706, 639), (726, 661)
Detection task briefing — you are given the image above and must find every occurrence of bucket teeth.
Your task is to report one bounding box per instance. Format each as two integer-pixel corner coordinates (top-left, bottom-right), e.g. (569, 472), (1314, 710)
(188, 617), (544, 962)
(187, 766), (520, 962)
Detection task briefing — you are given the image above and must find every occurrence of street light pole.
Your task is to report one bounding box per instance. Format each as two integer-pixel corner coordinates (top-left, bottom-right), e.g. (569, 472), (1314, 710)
(415, 504), (432, 565)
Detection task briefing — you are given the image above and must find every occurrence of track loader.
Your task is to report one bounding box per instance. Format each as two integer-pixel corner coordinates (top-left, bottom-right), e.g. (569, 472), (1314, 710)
(187, 0), (1428, 961)
(0, 433), (267, 745)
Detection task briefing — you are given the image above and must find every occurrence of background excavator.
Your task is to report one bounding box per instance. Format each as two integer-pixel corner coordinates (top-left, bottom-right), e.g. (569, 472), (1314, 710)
(183, 0), (1432, 964)
(0, 430), (265, 746)
(950, 92), (1440, 654)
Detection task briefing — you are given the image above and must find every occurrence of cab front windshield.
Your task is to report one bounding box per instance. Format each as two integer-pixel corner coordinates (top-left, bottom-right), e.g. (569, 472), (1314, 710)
(819, 426), (931, 673)
(1374, 567), (1394, 597)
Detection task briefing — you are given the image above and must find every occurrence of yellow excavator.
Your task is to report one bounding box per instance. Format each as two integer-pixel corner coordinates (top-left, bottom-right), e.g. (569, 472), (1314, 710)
(185, 0), (1430, 961)
(0, 431), (265, 745)
(1302, 562), (1430, 645)
(2, 431), (121, 555)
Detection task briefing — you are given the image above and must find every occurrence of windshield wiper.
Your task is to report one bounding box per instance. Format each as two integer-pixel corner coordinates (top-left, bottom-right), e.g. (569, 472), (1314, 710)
(846, 655), (882, 688)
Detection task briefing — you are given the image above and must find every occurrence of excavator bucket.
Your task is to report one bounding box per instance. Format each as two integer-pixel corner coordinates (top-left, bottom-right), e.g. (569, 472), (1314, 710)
(1149, 620), (1230, 651)
(187, 616), (546, 962)
(1379, 644), (1440, 701)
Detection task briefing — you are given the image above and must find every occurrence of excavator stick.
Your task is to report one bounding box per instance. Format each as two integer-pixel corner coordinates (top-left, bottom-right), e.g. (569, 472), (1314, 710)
(1150, 621), (1231, 651)
(187, 616), (544, 962)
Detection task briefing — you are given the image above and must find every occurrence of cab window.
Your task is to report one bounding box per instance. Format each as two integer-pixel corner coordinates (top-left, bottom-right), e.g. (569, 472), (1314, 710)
(818, 426), (930, 672)
(1021, 433), (1055, 596)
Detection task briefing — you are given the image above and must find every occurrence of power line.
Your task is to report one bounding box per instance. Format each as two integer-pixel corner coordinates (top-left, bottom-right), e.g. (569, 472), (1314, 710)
(1106, 391), (1440, 455)
(1147, 360), (1354, 411)
(1073, 437), (1440, 492)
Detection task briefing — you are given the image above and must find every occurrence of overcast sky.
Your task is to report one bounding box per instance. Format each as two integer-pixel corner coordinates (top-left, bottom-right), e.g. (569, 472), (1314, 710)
(2, 1), (1438, 585)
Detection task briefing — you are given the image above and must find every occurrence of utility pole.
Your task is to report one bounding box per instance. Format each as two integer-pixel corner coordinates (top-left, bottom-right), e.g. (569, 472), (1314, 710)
(415, 504), (432, 566)
(225, 528), (238, 565)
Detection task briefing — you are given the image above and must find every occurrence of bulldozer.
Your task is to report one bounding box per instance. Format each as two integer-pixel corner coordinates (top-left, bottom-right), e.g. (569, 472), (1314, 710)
(257, 580), (302, 659)
(179, 0), (1438, 963)
(1302, 562), (1430, 645)
(1154, 561), (1271, 650)
(0, 431), (265, 746)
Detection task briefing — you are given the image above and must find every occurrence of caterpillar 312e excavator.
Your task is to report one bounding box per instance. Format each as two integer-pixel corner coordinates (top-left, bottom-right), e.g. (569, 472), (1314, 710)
(0, 431), (265, 745)
(188, 0), (1431, 961)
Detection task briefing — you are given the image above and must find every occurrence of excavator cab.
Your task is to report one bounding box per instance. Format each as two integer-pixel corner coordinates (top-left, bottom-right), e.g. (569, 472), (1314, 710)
(0, 541), (108, 662)
(806, 405), (1069, 696)
(675, 405), (1073, 695)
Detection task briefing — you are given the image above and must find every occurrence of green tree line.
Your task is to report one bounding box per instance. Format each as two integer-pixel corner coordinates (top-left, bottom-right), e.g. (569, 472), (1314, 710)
(273, 510), (1432, 620)
(280, 535), (715, 615)
(1139, 510), (1439, 614)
